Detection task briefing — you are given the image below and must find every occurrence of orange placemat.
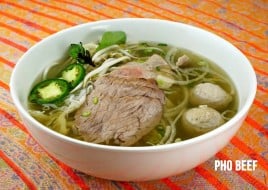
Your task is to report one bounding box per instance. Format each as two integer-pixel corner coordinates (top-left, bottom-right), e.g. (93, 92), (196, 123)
(0, 0), (267, 189)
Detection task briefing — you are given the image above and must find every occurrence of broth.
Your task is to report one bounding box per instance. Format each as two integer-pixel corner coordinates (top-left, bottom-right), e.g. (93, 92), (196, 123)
(28, 39), (238, 146)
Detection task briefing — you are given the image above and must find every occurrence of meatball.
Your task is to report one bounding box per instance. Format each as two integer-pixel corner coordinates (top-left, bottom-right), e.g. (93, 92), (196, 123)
(181, 105), (224, 137)
(190, 82), (232, 110)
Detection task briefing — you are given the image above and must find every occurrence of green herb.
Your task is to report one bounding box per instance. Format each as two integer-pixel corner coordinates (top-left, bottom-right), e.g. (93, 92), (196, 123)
(156, 78), (164, 87)
(156, 75), (174, 89)
(156, 125), (165, 137)
(143, 129), (162, 145)
(198, 60), (206, 66)
(140, 42), (149, 46)
(155, 66), (161, 71)
(93, 97), (99, 105)
(96, 31), (126, 51)
(81, 111), (91, 117)
(157, 43), (167, 46)
(69, 42), (94, 66)
(144, 49), (153, 54)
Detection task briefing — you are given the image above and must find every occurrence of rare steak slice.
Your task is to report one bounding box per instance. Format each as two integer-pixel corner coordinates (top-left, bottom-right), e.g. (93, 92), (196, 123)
(74, 56), (165, 146)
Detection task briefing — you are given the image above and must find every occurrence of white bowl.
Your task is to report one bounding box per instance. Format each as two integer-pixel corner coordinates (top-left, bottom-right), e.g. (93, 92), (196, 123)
(10, 18), (256, 181)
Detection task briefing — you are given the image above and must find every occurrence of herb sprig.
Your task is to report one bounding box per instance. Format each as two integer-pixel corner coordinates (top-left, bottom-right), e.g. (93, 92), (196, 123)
(96, 31), (126, 51)
(69, 42), (94, 66)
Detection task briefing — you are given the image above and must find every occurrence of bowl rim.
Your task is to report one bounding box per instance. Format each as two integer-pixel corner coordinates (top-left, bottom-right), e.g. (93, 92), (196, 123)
(10, 18), (257, 152)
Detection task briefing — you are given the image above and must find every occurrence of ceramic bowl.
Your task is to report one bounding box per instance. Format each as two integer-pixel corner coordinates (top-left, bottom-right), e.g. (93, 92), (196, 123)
(10, 18), (256, 181)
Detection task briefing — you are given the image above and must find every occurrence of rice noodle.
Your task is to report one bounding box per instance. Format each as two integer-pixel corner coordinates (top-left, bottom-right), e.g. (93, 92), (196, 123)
(83, 56), (130, 87)
(158, 125), (171, 145)
(60, 88), (89, 114)
(204, 70), (235, 95)
(29, 41), (238, 146)
(92, 45), (119, 62)
(118, 49), (137, 58)
(164, 86), (188, 118)
(42, 57), (72, 80)
(165, 47), (177, 65)
(165, 108), (185, 144)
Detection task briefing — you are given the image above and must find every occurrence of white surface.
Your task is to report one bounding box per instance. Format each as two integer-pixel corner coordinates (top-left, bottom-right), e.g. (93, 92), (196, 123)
(10, 18), (257, 181)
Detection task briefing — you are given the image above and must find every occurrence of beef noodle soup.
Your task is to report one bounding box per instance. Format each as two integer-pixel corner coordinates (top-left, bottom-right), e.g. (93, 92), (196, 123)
(28, 31), (238, 146)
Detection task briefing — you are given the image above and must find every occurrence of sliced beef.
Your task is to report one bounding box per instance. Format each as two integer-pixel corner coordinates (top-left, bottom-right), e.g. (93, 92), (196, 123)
(145, 54), (168, 68)
(111, 54), (167, 79)
(74, 59), (165, 146)
(109, 64), (155, 79)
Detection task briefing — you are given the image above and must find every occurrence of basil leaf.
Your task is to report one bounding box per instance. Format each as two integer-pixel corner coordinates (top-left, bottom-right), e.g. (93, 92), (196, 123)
(97, 31), (126, 51)
(68, 43), (94, 66)
(69, 43), (83, 59)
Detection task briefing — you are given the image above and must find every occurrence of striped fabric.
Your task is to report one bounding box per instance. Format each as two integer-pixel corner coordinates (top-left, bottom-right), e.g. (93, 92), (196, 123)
(0, 0), (267, 189)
